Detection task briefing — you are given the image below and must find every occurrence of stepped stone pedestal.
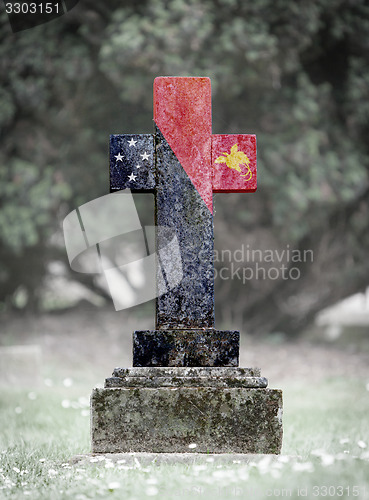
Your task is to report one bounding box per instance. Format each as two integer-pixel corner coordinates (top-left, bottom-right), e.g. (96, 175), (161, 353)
(91, 366), (282, 454)
(91, 332), (283, 454)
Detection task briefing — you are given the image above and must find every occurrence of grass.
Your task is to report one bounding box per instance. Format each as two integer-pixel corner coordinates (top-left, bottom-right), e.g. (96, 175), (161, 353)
(1, 377), (369, 499)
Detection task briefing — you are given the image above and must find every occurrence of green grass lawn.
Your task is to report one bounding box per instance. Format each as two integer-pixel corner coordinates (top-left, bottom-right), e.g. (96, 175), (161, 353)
(1, 377), (369, 499)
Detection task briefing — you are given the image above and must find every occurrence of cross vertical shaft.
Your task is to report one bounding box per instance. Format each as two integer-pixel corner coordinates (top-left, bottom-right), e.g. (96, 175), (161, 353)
(154, 78), (214, 330)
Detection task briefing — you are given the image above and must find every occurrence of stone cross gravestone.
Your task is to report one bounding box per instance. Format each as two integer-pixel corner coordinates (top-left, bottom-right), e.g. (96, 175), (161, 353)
(91, 77), (283, 454)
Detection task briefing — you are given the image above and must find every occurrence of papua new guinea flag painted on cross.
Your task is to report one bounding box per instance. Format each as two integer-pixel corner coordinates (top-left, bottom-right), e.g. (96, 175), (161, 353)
(109, 77), (257, 329)
(110, 77), (257, 209)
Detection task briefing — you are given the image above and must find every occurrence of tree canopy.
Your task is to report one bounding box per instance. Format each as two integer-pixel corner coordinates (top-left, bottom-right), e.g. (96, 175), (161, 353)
(1, 0), (368, 334)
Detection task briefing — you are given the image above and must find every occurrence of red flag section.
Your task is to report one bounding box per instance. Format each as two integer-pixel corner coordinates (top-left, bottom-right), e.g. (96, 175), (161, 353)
(154, 77), (213, 212)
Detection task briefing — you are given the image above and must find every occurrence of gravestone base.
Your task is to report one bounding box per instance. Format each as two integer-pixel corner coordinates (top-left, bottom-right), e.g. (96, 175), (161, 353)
(133, 330), (240, 367)
(91, 367), (283, 454)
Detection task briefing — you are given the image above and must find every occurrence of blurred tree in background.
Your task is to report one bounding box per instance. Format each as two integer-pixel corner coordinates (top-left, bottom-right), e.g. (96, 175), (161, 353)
(0, 0), (368, 335)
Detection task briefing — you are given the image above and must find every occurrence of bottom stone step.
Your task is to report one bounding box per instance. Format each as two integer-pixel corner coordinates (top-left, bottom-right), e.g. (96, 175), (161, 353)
(91, 386), (283, 454)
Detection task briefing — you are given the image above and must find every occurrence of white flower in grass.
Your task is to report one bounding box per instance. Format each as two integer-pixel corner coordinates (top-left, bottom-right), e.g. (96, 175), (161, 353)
(146, 477), (158, 485)
(193, 464), (207, 472)
(358, 440), (367, 449)
(63, 378), (73, 387)
(4, 477), (15, 487)
(188, 443), (197, 449)
(78, 396), (89, 407)
(117, 465), (130, 470)
(271, 468), (281, 479)
(81, 410), (89, 417)
(311, 449), (325, 457)
(39, 459), (46, 463)
(104, 462), (114, 469)
(108, 482), (121, 491)
(238, 468), (249, 481)
(15, 407), (22, 414)
(339, 438), (349, 445)
(336, 453), (350, 460)
(146, 486), (159, 496)
(61, 400), (70, 409)
(89, 458), (99, 463)
(256, 455), (272, 474)
(24, 491), (31, 496)
(272, 461), (283, 470)
(48, 469), (58, 477)
(321, 454), (335, 467)
(206, 457), (214, 463)
(13, 467), (20, 474)
(212, 469), (228, 479)
(116, 459), (126, 464)
(292, 462), (314, 472)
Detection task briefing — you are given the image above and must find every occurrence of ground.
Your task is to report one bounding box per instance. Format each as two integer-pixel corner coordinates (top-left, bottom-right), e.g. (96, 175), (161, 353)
(1, 304), (369, 499)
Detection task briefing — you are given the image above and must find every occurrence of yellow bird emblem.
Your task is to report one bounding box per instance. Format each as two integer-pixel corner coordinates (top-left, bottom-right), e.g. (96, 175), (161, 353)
(215, 144), (252, 180)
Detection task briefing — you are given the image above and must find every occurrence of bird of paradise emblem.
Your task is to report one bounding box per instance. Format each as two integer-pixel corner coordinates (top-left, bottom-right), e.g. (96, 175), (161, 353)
(215, 144), (252, 181)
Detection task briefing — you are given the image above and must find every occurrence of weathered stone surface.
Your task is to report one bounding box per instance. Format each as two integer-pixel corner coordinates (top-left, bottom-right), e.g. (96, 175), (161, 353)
(91, 387), (283, 454)
(113, 367), (261, 377)
(105, 375), (268, 388)
(133, 329), (239, 367)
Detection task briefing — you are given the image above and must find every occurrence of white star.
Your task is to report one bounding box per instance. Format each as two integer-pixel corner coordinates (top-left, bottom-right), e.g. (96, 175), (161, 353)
(128, 138), (137, 147)
(128, 173), (137, 181)
(136, 164), (141, 169)
(115, 153), (124, 161)
(140, 152), (150, 161)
